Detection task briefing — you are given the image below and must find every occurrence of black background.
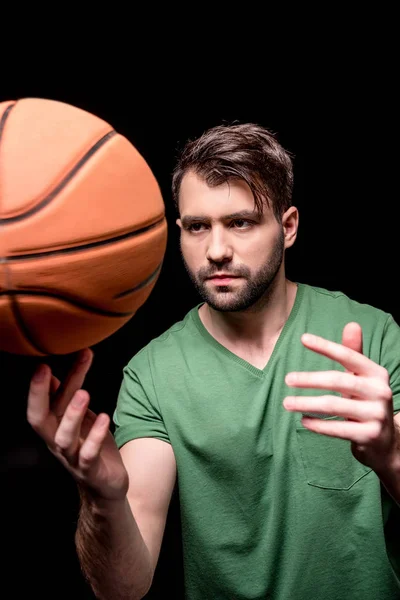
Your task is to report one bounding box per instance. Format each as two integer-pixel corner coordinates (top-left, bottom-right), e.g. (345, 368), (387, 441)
(1, 32), (398, 599)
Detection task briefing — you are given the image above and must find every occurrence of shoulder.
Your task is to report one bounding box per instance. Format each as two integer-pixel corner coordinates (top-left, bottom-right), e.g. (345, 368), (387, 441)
(124, 304), (202, 371)
(300, 282), (392, 323)
(297, 282), (399, 352)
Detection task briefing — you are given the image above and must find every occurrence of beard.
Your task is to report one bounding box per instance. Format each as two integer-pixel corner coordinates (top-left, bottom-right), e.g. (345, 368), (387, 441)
(181, 228), (285, 312)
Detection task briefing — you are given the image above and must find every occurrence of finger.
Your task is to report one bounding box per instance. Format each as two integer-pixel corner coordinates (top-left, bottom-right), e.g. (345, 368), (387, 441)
(342, 322), (363, 354)
(53, 390), (91, 462)
(301, 416), (383, 444)
(27, 364), (55, 439)
(285, 370), (391, 401)
(300, 333), (383, 377)
(80, 408), (100, 439)
(283, 395), (387, 421)
(342, 322), (363, 399)
(78, 413), (110, 471)
(50, 375), (61, 395)
(52, 349), (93, 418)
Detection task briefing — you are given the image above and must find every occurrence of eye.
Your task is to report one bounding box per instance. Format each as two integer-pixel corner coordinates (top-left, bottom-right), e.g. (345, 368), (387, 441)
(188, 222), (207, 233)
(231, 219), (252, 229)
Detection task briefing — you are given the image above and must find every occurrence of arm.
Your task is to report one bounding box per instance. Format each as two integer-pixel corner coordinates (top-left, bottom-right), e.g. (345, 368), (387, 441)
(75, 438), (176, 600)
(27, 349), (176, 600)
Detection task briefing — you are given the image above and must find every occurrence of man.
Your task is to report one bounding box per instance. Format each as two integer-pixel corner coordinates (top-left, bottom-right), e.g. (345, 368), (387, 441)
(27, 123), (400, 599)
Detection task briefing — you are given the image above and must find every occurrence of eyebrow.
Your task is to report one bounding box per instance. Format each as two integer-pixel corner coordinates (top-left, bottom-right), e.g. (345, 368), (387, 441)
(181, 210), (260, 228)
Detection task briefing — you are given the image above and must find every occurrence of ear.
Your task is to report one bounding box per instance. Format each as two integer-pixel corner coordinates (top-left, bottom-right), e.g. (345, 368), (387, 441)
(282, 206), (299, 249)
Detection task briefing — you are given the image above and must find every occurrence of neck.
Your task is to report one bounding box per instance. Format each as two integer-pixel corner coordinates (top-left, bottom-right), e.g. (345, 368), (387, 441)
(199, 275), (297, 352)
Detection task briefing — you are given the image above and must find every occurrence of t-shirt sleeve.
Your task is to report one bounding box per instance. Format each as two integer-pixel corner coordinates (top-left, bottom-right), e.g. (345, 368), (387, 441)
(380, 314), (400, 414)
(112, 348), (170, 449)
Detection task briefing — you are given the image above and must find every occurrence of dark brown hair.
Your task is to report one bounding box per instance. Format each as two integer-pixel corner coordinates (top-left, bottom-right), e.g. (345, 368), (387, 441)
(171, 122), (294, 221)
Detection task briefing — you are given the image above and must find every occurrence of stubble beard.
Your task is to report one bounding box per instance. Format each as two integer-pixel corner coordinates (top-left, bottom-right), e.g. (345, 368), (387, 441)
(181, 228), (285, 313)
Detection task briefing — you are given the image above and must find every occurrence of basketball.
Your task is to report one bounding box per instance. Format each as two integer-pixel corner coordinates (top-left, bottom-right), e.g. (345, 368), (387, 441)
(0, 98), (168, 357)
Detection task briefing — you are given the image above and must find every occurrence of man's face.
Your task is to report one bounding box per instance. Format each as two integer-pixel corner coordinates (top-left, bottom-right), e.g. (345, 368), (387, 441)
(176, 171), (296, 312)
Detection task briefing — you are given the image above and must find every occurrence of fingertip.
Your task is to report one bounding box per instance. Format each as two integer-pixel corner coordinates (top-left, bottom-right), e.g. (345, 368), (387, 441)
(285, 373), (296, 385)
(78, 348), (93, 364)
(97, 413), (110, 427)
(72, 389), (90, 406)
(32, 363), (49, 383)
(342, 322), (363, 352)
(50, 375), (61, 394)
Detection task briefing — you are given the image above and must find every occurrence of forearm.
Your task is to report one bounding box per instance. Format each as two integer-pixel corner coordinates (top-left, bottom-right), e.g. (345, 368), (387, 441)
(75, 489), (153, 600)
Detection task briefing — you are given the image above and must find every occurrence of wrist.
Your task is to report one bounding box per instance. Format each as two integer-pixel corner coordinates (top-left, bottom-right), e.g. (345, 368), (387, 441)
(78, 485), (128, 516)
(375, 447), (400, 484)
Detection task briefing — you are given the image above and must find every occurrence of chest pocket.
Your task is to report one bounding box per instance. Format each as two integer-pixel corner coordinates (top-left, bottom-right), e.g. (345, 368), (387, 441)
(296, 420), (372, 490)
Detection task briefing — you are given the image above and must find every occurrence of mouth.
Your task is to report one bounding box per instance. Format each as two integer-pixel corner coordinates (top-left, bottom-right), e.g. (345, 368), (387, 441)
(206, 275), (241, 284)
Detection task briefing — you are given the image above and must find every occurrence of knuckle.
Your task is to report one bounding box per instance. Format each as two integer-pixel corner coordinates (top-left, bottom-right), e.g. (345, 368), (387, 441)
(381, 385), (392, 403)
(54, 431), (70, 452)
(30, 378), (45, 392)
(378, 366), (390, 383)
(321, 394), (333, 409)
(373, 404), (387, 423)
(352, 377), (363, 397)
(80, 444), (96, 465)
(27, 414), (44, 431)
(368, 421), (382, 442)
(63, 405), (79, 422)
(330, 372), (341, 387)
(373, 380), (392, 402)
(79, 454), (93, 472)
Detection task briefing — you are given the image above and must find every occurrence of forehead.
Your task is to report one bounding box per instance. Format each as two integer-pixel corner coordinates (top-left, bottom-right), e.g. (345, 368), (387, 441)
(179, 171), (258, 217)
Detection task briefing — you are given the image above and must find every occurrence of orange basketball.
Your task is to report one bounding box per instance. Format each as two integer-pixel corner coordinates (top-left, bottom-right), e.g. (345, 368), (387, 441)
(0, 98), (167, 356)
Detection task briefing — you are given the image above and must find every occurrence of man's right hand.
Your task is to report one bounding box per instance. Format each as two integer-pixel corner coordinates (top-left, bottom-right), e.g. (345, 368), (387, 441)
(27, 348), (129, 502)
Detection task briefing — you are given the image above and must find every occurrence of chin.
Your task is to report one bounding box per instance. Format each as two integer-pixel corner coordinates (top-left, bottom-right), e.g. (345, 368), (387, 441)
(207, 295), (243, 312)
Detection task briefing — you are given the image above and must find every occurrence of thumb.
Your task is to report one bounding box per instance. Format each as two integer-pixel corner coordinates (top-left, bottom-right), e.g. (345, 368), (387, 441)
(342, 322), (363, 354)
(341, 323), (363, 402)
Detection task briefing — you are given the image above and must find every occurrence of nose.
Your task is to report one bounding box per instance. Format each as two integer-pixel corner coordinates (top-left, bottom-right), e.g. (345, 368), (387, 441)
(206, 228), (233, 264)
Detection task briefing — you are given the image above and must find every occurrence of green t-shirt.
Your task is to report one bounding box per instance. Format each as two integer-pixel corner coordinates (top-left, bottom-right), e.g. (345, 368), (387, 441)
(113, 283), (400, 600)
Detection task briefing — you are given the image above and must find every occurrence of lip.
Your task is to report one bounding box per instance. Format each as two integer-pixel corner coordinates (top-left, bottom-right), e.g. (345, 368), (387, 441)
(207, 275), (240, 284)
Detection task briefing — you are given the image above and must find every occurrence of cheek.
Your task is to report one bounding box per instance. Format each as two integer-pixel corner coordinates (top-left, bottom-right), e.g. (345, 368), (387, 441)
(180, 239), (202, 264)
(248, 230), (281, 256)
(238, 239), (269, 261)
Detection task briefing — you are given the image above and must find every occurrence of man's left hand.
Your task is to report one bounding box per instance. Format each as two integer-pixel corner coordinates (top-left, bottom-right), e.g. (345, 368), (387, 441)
(283, 322), (399, 475)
